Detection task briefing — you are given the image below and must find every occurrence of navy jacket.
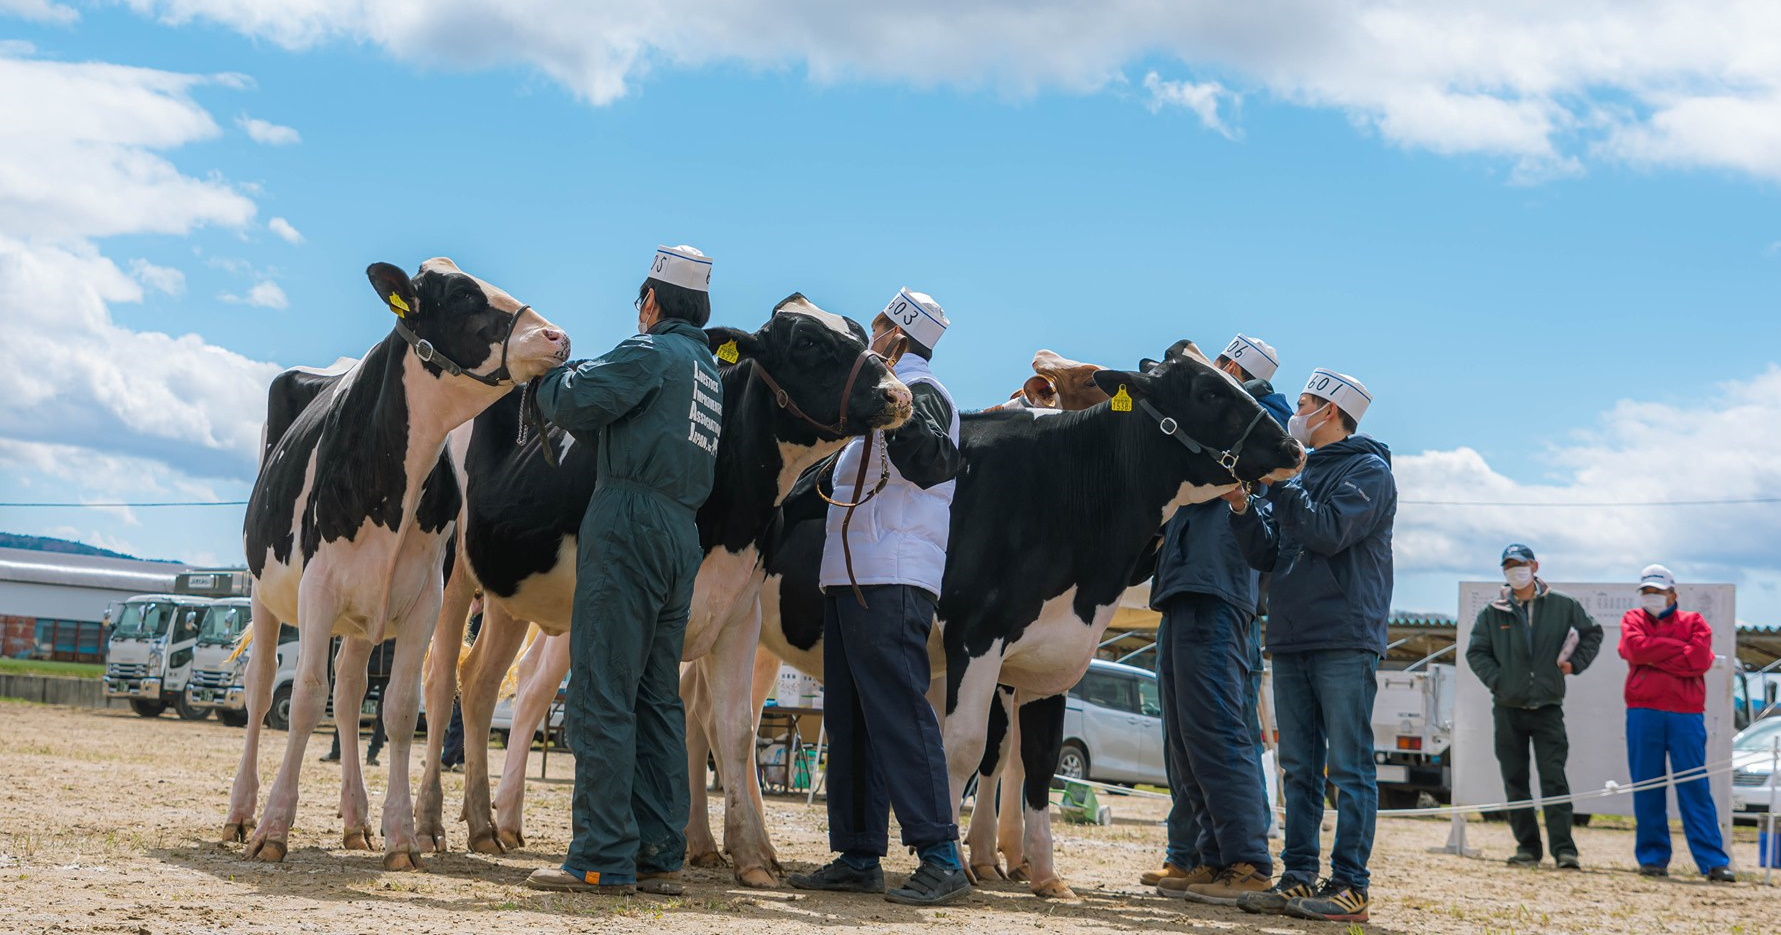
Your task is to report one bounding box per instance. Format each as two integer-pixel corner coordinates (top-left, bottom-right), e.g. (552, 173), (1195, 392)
(1230, 434), (1397, 655)
(1149, 389), (1292, 616)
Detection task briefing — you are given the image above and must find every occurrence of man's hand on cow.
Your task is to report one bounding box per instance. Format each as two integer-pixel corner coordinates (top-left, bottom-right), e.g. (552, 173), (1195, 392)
(1223, 486), (1250, 514)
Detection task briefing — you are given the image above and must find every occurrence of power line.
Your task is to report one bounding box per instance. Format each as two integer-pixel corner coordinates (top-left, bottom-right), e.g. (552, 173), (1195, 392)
(0, 500), (249, 508)
(1404, 497), (1781, 507)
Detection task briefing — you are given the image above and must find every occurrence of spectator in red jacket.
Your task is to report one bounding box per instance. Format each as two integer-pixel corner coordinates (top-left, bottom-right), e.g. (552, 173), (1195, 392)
(1618, 564), (1733, 882)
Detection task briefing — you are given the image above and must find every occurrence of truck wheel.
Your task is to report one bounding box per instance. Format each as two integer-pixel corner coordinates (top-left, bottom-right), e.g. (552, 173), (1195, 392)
(174, 695), (212, 721)
(130, 699), (167, 718)
(1379, 787), (1419, 810)
(217, 709), (249, 728)
(1057, 742), (1091, 782)
(267, 685), (293, 731)
(497, 729), (512, 750)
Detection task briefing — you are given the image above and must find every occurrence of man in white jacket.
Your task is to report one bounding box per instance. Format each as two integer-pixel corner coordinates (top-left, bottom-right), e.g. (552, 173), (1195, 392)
(787, 287), (967, 906)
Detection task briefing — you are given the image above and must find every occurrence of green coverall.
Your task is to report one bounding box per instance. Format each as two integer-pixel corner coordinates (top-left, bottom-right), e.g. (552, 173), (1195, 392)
(534, 318), (722, 884)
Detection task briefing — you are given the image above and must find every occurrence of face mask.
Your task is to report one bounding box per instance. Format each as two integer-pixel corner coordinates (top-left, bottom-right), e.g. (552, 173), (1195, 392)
(1505, 567), (1534, 589)
(1640, 594), (1671, 615)
(1287, 408), (1324, 446)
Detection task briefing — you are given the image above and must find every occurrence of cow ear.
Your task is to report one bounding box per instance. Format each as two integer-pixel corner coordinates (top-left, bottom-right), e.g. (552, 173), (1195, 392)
(367, 263), (420, 320)
(1166, 339), (1213, 366)
(1092, 369), (1157, 400)
(705, 326), (764, 366)
(1138, 357), (1162, 374)
(1021, 375), (1058, 408)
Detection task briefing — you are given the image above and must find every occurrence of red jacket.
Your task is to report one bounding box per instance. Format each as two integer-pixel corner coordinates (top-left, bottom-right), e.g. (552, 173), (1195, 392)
(1618, 608), (1714, 714)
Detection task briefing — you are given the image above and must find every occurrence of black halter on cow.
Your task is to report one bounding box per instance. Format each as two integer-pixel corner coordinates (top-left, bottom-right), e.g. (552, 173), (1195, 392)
(754, 342), (1305, 897)
(438, 295), (911, 887)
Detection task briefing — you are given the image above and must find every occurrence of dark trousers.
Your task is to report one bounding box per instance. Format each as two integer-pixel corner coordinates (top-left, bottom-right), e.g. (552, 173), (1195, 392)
(1156, 594), (1271, 872)
(1493, 704), (1576, 860)
(1274, 649), (1379, 890)
(562, 488), (700, 884)
(441, 702), (466, 767)
(823, 585), (957, 856)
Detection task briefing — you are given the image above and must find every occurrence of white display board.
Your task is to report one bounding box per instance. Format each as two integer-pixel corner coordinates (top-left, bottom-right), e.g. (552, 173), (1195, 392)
(1454, 582), (1734, 846)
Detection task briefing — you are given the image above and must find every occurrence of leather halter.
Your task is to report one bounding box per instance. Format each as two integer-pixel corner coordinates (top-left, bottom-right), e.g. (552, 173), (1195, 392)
(1138, 399), (1271, 484)
(393, 305), (526, 388)
(747, 335), (902, 441)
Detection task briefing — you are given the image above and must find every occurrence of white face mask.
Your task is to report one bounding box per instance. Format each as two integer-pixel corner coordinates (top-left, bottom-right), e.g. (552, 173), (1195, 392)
(1505, 567), (1534, 589)
(1287, 410), (1319, 446)
(1640, 594), (1671, 615)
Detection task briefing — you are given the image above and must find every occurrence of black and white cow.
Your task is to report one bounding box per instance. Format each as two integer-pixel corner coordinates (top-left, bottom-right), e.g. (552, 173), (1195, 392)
(754, 342), (1304, 897)
(223, 259), (567, 869)
(448, 295), (910, 886)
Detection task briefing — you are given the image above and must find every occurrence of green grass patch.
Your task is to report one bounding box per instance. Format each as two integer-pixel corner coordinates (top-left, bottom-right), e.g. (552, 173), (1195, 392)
(0, 658), (105, 678)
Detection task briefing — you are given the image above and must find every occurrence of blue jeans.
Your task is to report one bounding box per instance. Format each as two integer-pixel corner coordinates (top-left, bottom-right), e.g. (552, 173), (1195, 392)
(1627, 707), (1730, 874)
(1273, 649), (1379, 890)
(1157, 595), (1271, 871)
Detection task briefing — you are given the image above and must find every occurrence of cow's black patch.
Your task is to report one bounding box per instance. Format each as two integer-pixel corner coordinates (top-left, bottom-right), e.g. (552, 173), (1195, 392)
(1017, 693), (1067, 812)
(978, 685), (1015, 779)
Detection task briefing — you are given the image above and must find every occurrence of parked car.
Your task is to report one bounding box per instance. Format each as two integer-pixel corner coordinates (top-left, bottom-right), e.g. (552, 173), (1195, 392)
(490, 675), (569, 749)
(1731, 715), (1781, 824)
(1061, 659), (1166, 786)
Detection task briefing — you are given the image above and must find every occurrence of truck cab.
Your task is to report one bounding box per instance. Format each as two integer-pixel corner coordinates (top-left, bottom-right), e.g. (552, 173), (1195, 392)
(183, 598), (255, 726)
(1373, 652), (1457, 808)
(103, 594), (214, 719)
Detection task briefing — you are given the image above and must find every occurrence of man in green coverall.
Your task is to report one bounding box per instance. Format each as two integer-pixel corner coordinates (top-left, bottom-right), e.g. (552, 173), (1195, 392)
(524, 245), (723, 896)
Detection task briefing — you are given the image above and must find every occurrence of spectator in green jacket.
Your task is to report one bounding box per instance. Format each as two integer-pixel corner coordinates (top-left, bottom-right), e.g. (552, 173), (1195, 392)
(1464, 544), (1604, 870)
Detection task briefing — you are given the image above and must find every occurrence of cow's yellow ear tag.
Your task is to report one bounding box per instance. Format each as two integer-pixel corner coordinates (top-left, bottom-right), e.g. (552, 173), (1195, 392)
(716, 340), (739, 364)
(387, 293), (410, 317)
(1111, 385), (1133, 412)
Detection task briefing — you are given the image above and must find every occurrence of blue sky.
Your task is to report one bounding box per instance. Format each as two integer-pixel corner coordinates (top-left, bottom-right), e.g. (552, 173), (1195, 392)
(4, 3), (1781, 621)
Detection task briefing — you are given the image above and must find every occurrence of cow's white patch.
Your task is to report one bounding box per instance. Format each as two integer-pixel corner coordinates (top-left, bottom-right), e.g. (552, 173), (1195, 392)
(995, 587), (1119, 698)
(684, 545), (764, 659)
(1159, 479), (1236, 527)
(497, 536), (578, 635)
(780, 303), (858, 340)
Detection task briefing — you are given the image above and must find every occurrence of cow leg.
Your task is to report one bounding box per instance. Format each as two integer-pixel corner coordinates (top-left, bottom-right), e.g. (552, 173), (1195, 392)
(680, 658), (721, 868)
(378, 615), (433, 870)
(965, 686), (1015, 882)
(493, 629), (569, 849)
(223, 595), (278, 842)
(417, 550), (473, 853)
(941, 648), (1005, 820)
(747, 645), (778, 821)
(704, 601), (780, 887)
(333, 636), (376, 850)
(245, 591), (336, 862)
(458, 603), (527, 854)
(1016, 693), (1074, 899)
(998, 699), (1030, 880)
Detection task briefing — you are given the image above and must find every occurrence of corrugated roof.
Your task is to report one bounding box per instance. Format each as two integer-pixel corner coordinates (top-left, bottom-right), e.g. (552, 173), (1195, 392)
(0, 547), (190, 593)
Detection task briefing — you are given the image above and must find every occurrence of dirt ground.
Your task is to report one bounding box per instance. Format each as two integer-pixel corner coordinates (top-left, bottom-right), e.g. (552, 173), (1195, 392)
(0, 699), (1774, 935)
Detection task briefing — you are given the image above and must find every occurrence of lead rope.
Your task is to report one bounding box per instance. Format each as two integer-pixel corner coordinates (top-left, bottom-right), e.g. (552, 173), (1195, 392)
(516, 377), (560, 468)
(820, 430), (892, 607)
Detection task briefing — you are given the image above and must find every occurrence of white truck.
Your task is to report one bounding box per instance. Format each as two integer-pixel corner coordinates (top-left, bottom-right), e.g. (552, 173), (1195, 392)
(1372, 649), (1457, 809)
(182, 597), (256, 727)
(103, 594), (215, 719)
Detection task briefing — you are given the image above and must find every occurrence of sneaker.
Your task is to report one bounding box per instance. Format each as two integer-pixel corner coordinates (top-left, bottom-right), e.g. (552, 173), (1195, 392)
(366, 756), (380, 767)
(788, 860), (886, 894)
(1236, 877), (1316, 915)
(1638, 865), (1669, 878)
(1181, 863), (1270, 906)
(1555, 853), (1581, 871)
(1143, 862), (1208, 888)
(524, 867), (636, 895)
(1285, 881), (1369, 923)
(884, 861), (972, 906)
(1706, 866), (1736, 883)
(1506, 852), (1541, 869)
(1154, 864), (1218, 897)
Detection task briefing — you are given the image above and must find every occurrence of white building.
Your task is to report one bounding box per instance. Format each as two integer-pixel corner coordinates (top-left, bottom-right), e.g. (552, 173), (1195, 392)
(0, 548), (194, 660)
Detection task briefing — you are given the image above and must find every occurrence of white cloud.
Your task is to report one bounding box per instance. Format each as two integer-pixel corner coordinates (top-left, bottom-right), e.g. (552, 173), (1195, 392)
(1397, 366), (1781, 591)
(220, 280), (288, 309)
(0, 0), (77, 25)
(1143, 72), (1237, 139)
(267, 215), (303, 244)
(237, 114), (299, 145)
(115, 0), (1781, 181)
(127, 258), (186, 295)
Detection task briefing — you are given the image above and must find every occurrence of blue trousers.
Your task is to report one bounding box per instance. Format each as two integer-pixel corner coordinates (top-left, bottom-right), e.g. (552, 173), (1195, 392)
(1156, 594), (1272, 872)
(1627, 707), (1730, 874)
(1274, 649), (1379, 890)
(823, 585), (958, 857)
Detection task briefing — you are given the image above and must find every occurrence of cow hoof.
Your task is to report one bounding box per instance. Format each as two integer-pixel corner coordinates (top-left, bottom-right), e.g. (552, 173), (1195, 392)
(245, 838), (286, 863)
(221, 820), (255, 844)
(735, 865), (777, 889)
(383, 849), (424, 871)
(1031, 879), (1077, 900)
(496, 829), (525, 851)
(468, 830), (506, 855)
(688, 851), (726, 869)
(970, 863), (1007, 883)
(343, 829), (374, 850)
(421, 831), (448, 854)
(1008, 860), (1032, 882)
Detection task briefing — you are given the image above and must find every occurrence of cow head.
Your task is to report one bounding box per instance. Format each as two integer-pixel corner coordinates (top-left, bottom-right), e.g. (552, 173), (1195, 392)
(1091, 348), (1304, 486)
(367, 258), (569, 385)
(706, 294), (912, 442)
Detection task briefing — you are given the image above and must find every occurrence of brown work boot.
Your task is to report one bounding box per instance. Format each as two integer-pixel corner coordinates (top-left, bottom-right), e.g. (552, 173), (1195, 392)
(637, 870), (685, 895)
(1182, 863), (1271, 906)
(524, 867), (636, 895)
(1155, 864), (1218, 897)
(1141, 862), (1199, 887)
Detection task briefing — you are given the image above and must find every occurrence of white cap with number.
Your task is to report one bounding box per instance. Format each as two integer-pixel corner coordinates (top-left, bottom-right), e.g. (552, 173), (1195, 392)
(650, 244), (712, 292)
(880, 287), (948, 349)
(1302, 368), (1372, 421)
(1220, 334), (1279, 381)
